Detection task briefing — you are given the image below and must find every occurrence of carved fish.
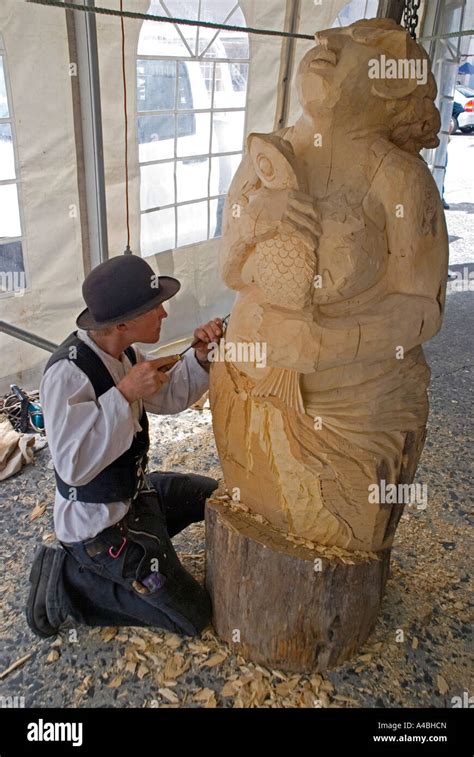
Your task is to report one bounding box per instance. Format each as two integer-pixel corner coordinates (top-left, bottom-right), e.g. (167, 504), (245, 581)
(248, 132), (317, 311)
(246, 133), (314, 414)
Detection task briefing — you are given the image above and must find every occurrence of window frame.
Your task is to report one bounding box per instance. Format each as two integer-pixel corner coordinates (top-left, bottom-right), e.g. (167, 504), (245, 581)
(137, 2), (250, 256)
(0, 34), (29, 299)
(332, 0), (380, 27)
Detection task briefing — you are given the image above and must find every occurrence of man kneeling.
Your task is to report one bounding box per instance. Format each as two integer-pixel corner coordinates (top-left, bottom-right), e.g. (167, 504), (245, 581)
(26, 255), (221, 638)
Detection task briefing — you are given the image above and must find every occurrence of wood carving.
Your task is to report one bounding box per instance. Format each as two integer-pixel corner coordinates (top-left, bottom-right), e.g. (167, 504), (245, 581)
(206, 19), (448, 670)
(209, 18), (448, 552)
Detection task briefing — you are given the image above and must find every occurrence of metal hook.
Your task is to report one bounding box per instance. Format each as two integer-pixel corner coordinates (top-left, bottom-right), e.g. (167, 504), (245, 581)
(109, 536), (127, 559)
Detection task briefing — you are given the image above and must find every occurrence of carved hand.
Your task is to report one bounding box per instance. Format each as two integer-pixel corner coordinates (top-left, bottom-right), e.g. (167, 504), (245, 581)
(244, 187), (322, 251)
(255, 304), (320, 374)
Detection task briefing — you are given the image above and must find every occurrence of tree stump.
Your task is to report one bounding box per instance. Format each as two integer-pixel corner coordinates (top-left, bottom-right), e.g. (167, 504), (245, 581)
(205, 499), (391, 673)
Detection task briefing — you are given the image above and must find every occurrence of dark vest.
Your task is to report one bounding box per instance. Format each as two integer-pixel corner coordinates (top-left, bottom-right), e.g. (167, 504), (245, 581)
(44, 332), (149, 502)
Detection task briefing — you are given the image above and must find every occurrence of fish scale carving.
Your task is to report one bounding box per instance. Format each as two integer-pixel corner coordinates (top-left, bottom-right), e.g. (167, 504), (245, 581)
(255, 232), (316, 309)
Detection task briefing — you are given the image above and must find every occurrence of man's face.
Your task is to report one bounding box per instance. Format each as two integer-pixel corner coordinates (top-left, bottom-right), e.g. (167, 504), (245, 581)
(122, 303), (168, 344)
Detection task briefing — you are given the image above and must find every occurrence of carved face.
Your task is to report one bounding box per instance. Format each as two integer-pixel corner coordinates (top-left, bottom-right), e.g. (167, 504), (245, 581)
(296, 27), (384, 116)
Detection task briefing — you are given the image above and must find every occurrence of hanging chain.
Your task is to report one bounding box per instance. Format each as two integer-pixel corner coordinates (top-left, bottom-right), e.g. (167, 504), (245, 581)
(403, 0), (421, 41)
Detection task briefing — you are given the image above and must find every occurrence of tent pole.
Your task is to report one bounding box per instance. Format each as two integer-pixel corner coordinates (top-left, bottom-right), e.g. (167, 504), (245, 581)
(275, 0), (301, 130)
(0, 322), (58, 354)
(72, 0), (109, 268)
(65, 7), (92, 276)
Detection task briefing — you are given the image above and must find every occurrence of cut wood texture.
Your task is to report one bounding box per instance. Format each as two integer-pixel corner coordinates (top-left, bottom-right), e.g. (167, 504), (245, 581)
(207, 18), (448, 671)
(206, 500), (390, 673)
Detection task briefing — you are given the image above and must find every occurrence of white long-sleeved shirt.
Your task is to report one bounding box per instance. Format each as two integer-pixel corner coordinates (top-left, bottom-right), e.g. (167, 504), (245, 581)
(39, 328), (209, 543)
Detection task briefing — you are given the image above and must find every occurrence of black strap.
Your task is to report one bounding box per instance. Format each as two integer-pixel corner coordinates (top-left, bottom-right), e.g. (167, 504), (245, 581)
(124, 345), (137, 366)
(43, 333), (149, 503)
(45, 332), (138, 397)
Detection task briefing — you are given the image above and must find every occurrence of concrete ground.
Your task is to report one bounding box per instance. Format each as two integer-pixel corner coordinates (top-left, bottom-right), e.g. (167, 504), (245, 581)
(444, 132), (474, 268)
(0, 136), (472, 709)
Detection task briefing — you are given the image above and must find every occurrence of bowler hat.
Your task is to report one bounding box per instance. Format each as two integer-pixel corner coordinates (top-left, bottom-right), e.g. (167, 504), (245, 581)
(76, 255), (181, 330)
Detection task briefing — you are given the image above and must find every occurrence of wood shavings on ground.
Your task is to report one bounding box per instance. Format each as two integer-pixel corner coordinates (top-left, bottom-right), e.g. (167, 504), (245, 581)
(1, 405), (472, 707)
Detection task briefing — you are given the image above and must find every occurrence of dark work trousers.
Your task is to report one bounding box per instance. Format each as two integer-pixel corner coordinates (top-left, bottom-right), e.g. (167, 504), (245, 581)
(46, 472), (218, 636)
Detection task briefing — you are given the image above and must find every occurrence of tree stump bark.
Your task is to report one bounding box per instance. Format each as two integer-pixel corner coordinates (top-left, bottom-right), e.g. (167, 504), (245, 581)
(205, 499), (391, 673)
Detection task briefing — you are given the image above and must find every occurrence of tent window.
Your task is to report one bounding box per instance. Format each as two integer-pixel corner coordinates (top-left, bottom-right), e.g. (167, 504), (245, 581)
(137, 0), (249, 256)
(0, 43), (26, 296)
(332, 0), (379, 27)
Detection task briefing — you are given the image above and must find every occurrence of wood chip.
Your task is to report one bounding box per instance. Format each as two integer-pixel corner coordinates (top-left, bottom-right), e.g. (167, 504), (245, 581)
(333, 694), (359, 705)
(108, 675), (123, 688)
(201, 652), (228, 668)
(193, 687), (215, 704)
(129, 635), (147, 650)
(29, 502), (47, 521)
(164, 635), (182, 649)
(437, 675), (449, 694)
(319, 677), (336, 693)
(275, 681), (298, 696)
(221, 680), (241, 697)
(310, 674), (323, 690)
(46, 650), (60, 663)
(164, 653), (189, 679)
(137, 663), (150, 680)
(188, 642), (210, 654)
(146, 651), (166, 666)
(0, 653), (32, 680)
(158, 688), (179, 704)
(204, 692), (217, 708)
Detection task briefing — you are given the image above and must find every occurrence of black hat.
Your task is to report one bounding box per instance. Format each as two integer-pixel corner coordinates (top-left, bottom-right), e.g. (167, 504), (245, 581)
(76, 255), (181, 330)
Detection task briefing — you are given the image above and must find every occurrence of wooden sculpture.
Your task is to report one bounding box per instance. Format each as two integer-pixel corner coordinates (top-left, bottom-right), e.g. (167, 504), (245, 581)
(206, 18), (448, 671)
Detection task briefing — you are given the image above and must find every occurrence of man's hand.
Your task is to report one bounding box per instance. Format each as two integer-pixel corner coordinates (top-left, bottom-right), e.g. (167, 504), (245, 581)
(193, 318), (224, 365)
(117, 356), (180, 403)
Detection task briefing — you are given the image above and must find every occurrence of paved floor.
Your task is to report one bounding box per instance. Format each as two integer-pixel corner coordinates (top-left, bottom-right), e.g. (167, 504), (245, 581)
(444, 132), (474, 269)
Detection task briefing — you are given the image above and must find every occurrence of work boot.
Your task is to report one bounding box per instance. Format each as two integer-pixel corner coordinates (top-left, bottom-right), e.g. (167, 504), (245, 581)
(26, 546), (60, 638)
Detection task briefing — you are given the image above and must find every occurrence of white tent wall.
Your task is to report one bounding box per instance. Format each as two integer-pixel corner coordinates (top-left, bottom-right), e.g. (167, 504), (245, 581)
(0, 0), (85, 393)
(0, 0), (297, 386)
(95, 0), (291, 354)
